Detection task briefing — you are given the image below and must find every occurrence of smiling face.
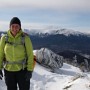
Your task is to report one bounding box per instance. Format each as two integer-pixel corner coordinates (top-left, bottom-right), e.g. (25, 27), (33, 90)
(10, 24), (20, 37)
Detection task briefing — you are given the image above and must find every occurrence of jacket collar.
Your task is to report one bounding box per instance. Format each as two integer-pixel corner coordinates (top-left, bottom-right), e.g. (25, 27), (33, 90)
(7, 29), (23, 38)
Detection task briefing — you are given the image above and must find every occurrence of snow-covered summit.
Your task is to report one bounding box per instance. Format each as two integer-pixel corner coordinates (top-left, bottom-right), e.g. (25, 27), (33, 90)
(23, 28), (87, 36)
(47, 29), (84, 36)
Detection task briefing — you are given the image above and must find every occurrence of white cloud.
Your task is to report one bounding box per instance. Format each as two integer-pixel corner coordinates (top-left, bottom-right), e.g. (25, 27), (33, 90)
(0, 0), (90, 12)
(0, 21), (9, 31)
(0, 20), (49, 31)
(0, 20), (90, 34)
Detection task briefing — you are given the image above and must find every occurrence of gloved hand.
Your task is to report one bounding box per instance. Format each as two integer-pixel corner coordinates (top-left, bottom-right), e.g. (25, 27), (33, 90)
(25, 71), (32, 81)
(0, 70), (3, 80)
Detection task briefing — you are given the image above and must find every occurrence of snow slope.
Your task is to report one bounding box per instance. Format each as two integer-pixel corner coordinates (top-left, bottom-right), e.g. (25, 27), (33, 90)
(31, 63), (90, 90)
(0, 63), (90, 90)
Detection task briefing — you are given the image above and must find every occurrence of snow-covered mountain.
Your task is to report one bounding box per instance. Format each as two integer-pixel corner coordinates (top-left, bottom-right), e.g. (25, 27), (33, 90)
(48, 29), (85, 36)
(24, 28), (90, 54)
(23, 28), (89, 36)
(1, 62), (90, 90)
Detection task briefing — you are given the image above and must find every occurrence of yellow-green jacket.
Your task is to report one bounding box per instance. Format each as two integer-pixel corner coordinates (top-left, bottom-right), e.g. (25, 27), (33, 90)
(0, 30), (34, 71)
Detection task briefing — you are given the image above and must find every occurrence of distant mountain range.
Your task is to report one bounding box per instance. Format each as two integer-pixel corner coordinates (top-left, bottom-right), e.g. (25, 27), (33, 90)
(23, 29), (90, 54)
(24, 28), (89, 36)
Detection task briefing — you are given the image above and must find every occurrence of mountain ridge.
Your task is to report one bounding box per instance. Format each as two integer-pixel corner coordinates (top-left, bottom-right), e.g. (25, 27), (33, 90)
(24, 28), (90, 37)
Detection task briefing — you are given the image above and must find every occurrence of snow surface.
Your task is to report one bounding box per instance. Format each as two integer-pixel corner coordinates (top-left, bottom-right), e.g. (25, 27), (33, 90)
(1, 63), (90, 90)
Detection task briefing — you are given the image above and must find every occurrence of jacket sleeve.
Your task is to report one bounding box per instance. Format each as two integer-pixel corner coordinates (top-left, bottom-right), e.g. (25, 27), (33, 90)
(25, 36), (34, 71)
(0, 36), (5, 70)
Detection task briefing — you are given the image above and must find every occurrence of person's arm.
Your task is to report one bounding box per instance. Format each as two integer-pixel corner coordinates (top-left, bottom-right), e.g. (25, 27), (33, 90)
(0, 35), (5, 70)
(25, 35), (34, 71)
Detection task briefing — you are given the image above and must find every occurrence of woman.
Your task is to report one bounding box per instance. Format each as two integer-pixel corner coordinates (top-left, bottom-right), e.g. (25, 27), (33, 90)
(0, 17), (34, 90)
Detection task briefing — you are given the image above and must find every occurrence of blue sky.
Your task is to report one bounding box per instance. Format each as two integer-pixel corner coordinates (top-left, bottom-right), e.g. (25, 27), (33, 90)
(0, 0), (90, 33)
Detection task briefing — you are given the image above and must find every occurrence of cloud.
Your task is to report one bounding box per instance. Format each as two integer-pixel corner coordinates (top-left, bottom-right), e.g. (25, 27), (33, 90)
(0, 0), (90, 12)
(0, 0), (90, 33)
(0, 21), (9, 31)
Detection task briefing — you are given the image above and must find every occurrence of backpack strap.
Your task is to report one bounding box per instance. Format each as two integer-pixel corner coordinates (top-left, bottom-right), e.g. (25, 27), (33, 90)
(21, 33), (28, 59)
(4, 33), (27, 46)
(21, 32), (29, 46)
(21, 33), (25, 46)
(5, 34), (9, 44)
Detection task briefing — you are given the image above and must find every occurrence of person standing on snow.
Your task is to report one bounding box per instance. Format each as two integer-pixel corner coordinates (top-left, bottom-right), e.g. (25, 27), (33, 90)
(0, 17), (34, 90)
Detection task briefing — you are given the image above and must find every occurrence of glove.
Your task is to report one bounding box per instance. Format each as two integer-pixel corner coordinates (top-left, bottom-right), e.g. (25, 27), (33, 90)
(0, 70), (3, 80)
(25, 71), (32, 81)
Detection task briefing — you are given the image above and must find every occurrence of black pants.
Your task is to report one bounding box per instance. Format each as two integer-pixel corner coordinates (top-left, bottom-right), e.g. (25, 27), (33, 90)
(4, 69), (30, 90)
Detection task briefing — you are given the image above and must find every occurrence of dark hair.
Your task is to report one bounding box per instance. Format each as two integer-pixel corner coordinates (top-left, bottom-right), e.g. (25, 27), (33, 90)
(10, 17), (21, 27)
